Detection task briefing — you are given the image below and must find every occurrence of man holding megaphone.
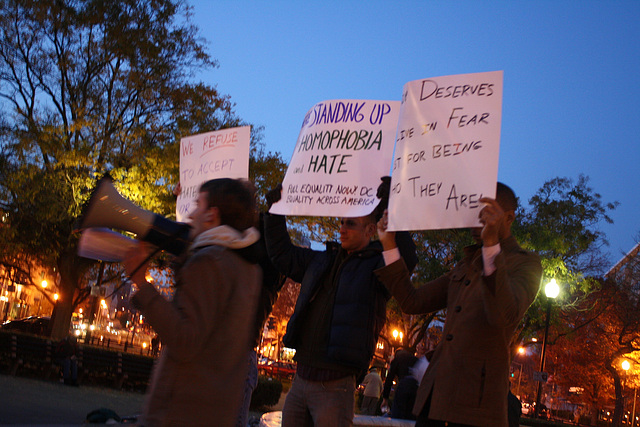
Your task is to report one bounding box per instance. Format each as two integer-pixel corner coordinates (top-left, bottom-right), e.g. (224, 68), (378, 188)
(122, 178), (262, 426)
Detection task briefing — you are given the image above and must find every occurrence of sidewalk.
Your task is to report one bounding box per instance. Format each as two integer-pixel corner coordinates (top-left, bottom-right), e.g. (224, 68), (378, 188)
(0, 374), (145, 425)
(1, 375), (531, 427)
(1, 373), (286, 426)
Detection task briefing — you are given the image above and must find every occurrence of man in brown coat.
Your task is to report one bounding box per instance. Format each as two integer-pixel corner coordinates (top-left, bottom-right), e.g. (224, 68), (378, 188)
(375, 183), (542, 427)
(124, 178), (262, 426)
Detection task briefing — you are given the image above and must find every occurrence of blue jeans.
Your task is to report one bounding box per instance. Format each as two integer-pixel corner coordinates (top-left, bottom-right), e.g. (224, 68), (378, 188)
(282, 374), (355, 427)
(236, 350), (258, 427)
(391, 376), (418, 420)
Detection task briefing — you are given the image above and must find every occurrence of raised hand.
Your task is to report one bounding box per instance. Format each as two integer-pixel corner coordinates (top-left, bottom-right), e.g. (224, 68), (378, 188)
(376, 209), (397, 251)
(265, 184), (283, 209)
(477, 197), (505, 247)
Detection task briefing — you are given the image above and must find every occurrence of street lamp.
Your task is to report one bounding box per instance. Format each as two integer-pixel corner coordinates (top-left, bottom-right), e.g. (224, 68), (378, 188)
(512, 361), (524, 398)
(392, 329), (403, 342)
(534, 279), (560, 418)
(622, 360), (636, 427)
(513, 346), (527, 398)
(391, 329), (403, 358)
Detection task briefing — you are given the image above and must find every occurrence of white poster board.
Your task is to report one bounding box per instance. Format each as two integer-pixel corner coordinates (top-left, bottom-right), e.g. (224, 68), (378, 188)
(177, 126), (251, 221)
(388, 71), (503, 231)
(269, 100), (400, 217)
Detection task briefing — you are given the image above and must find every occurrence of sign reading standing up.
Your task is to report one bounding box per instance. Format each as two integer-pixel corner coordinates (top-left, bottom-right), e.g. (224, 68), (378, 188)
(270, 100), (400, 218)
(387, 71), (503, 231)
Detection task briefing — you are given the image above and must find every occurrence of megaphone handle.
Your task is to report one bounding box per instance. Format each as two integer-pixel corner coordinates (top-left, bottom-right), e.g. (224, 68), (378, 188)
(106, 245), (163, 300)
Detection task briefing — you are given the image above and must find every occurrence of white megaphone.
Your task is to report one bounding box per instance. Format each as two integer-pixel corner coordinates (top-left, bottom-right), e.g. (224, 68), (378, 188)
(76, 175), (191, 261)
(78, 228), (138, 262)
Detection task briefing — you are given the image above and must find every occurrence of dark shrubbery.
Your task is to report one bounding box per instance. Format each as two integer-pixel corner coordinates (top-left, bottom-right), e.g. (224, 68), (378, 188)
(250, 375), (283, 409)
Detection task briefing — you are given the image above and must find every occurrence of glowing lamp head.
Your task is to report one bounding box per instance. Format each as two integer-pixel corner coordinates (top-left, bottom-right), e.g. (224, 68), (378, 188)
(545, 279), (560, 299)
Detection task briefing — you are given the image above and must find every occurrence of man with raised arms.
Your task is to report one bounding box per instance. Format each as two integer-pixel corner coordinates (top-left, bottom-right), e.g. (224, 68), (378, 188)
(376, 182), (541, 427)
(264, 178), (417, 427)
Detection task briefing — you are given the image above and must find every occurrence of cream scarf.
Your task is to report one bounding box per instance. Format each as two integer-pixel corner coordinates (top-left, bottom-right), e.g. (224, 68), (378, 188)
(190, 225), (260, 251)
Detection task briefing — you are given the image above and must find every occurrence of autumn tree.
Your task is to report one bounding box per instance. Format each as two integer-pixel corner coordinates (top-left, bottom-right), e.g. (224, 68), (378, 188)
(510, 175), (618, 353)
(0, 0), (286, 338)
(541, 239), (640, 426)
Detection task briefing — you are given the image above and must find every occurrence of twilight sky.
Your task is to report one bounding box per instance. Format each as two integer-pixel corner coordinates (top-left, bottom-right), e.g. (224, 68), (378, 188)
(187, 0), (640, 268)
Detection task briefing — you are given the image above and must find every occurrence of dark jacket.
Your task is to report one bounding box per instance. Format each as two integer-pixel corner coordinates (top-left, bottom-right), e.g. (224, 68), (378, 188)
(382, 349), (417, 399)
(264, 213), (416, 374)
(247, 213), (286, 347)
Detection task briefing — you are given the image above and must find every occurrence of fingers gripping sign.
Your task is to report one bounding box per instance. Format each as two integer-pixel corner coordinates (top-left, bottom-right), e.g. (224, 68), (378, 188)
(478, 197), (505, 247)
(266, 184), (283, 210)
(377, 209), (397, 251)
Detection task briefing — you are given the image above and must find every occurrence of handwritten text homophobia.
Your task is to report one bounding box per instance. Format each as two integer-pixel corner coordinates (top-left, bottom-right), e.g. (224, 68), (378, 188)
(294, 128), (384, 175)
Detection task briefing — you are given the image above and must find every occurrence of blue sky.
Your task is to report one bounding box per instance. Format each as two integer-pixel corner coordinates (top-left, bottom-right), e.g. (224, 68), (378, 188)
(188, 1), (639, 266)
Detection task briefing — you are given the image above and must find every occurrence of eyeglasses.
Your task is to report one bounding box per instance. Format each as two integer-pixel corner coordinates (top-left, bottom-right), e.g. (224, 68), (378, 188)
(340, 218), (371, 230)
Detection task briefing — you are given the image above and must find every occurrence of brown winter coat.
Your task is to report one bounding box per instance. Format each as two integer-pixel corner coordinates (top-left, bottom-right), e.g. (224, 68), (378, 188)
(133, 232), (261, 426)
(375, 236), (541, 427)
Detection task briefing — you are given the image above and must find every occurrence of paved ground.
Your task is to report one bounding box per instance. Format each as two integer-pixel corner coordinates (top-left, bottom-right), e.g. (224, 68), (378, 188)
(0, 373), (286, 426)
(0, 374), (145, 425)
(0, 375), (530, 427)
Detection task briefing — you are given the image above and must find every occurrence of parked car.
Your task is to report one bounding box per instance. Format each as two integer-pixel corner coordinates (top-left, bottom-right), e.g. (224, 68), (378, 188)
(258, 358), (296, 380)
(528, 402), (550, 419)
(1, 316), (51, 335)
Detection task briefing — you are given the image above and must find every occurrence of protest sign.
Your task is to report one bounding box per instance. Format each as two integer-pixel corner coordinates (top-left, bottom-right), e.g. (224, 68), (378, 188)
(176, 126), (250, 221)
(269, 100), (399, 217)
(388, 71), (503, 231)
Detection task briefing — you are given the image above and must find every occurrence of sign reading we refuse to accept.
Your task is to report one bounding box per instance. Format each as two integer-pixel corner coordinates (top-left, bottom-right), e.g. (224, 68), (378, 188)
(177, 126), (250, 222)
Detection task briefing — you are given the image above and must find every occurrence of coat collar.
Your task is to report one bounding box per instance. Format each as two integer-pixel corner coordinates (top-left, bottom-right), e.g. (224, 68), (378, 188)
(464, 235), (520, 257)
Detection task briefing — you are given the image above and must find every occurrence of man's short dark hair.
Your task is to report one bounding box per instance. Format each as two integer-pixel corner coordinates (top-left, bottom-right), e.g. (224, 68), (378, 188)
(363, 210), (379, 225)
(199, 178), (257, 231)
(496, 182), (518, 212)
